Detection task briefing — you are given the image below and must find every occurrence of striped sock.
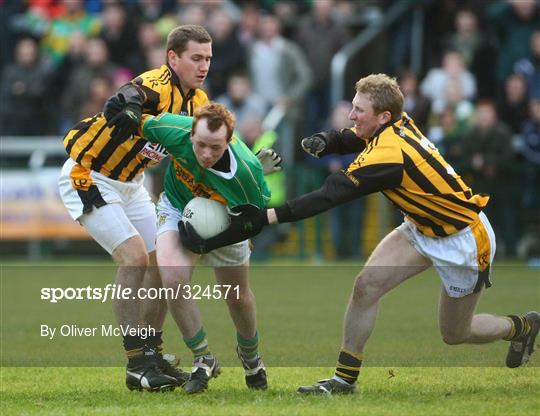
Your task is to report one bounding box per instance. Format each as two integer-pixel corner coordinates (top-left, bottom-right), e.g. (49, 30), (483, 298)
(237, 331), (259, 360)
(184, 327), (210, 358)
(123, 335), (145, 363)
(504, 315), (532, 341)
(334, 350), (363, 385)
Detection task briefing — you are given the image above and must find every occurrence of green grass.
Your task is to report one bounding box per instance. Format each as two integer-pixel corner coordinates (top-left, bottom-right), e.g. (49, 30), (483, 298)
(1, 367), (538, 415)
(1, 261), (539, 414)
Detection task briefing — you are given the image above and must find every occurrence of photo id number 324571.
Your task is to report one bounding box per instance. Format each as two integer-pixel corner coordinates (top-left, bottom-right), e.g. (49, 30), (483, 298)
(181, 284), (240, 300)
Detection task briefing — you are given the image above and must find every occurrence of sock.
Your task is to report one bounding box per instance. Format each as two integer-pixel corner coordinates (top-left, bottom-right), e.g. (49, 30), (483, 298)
(237, 331), (259, 360)
(147, 330), (163, 351)
(184, 327), (210, 359)
(123, 335), (145, 364)
(334, 349), (363, 385)
(504, 315), (532, 341)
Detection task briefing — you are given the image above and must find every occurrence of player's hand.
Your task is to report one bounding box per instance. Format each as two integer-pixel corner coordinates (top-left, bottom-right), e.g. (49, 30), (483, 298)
(178, 221), (209, 254)
(179, 204), (269, 254)
(301, 132), (328, 158)
(256, 148), (282, 175)
(103, 93), (142, 143)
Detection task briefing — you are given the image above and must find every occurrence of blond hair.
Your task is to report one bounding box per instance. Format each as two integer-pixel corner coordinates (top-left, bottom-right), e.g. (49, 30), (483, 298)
(193, 102), (236, 142)
(355, 74), (404, 120)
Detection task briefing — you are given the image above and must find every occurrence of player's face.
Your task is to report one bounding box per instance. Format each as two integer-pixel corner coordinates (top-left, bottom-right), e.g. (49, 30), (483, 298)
(349, 93), (384, 138)
(169, 41), (212, 93)
(191, 118), (229, 169)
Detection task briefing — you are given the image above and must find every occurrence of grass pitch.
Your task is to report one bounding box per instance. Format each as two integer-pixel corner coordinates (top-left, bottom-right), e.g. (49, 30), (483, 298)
(1, 260), (539, 415)
(2, 367), (538, 415)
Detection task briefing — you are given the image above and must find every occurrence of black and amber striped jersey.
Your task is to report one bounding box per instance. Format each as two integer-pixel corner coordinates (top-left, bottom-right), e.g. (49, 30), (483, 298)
(63, 64), (209, 188)
(281, 114), (489, 238)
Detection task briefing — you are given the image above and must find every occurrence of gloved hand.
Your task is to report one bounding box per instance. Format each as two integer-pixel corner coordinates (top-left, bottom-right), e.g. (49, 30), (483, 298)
(256, 148), (282, 175)
(179, 204), (268, 254)
(301, 132), (329, 158)
(103, 93), (142, 143)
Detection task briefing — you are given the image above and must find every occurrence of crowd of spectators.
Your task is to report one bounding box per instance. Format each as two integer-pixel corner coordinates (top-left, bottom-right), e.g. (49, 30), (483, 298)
(1, 0), (539, 258)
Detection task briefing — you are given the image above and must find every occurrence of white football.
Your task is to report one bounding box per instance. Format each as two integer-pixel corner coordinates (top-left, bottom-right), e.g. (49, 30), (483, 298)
(182, 197), (230, 239)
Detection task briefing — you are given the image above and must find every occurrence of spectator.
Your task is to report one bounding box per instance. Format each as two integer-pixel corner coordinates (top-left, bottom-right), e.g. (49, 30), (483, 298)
(40, 0), (100, 66)
(516, 92), (540, 259)
(398, 69), (431, 132)
(462, 99), (523, 257)
(0, 37), (51, 135)
(420, 49), (476, 114)
(237, 4), (260, 48)
(445, 8), (497, 98)
(79, 74), (114, 120)
(99, 3), (138, 68)
(443, 78), (475, 123)
(513, 29), (540, 97)
(295, 0), (350, 133)
(487, 0), (540, 84)
(128, 22), (163, 73)
(446, 8), (483, 68)
(248, 13), (312, 175)
(215, 71), (269, 128)
(432, 107), (470, 173)
(60, 37), (117, 131)
(497, 73), (529, 134)
(177, 3), (207, 26)
(206, 8), (245, 97)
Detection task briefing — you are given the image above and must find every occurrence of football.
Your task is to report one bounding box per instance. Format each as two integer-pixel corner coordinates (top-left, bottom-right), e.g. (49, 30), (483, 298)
(182, 197), (231, 239)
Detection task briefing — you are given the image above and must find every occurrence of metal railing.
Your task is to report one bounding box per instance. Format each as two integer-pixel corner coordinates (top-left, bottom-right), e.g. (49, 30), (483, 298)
(330, 1), (424, 107)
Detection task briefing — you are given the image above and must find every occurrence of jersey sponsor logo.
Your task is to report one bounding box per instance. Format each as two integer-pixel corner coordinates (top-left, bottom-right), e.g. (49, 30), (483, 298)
(140, 142), (168, 161)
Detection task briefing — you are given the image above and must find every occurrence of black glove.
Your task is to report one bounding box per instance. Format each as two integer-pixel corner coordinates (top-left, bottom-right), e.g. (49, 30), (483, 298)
(301, 132), (329, 158)
(103, 93), (142, 143)
(179, 204), (269, 254)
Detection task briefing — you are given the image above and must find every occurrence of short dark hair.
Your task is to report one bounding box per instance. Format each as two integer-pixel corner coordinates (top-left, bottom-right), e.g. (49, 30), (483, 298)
(166, 25), (212, 56)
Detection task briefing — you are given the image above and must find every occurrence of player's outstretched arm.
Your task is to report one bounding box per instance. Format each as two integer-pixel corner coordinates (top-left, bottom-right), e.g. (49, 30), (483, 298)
(301, 128), (365, 158)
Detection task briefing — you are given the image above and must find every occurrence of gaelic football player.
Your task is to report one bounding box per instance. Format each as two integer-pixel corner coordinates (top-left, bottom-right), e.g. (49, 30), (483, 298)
(181, 74), (539, 395)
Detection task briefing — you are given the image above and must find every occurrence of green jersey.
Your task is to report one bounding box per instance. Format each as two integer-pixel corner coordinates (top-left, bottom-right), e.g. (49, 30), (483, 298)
(141, 112), (271, 210)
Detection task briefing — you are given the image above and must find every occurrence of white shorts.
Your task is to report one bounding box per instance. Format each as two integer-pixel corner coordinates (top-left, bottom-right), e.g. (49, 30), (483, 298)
(156, 193), (250, 267)
(58, 158), (156, 254)
(397, 212), (496, 298)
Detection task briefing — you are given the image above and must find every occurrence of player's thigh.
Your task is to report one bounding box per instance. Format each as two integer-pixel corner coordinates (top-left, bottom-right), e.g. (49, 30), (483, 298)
(155, 230), (199, 288)
(438, 286), (482, 339)
(358, 229), (432, 294)
(79, 203), (140, 256)
(124, 185), (157, 254)
(214, 263), (250, 288)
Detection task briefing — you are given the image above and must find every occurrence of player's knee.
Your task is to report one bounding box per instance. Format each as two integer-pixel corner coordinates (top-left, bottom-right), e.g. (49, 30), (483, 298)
(441, 331), (468, 345)
(159, 269), (190, 290)
(113, 237), (149, 267)
(352, 272), (384, 302)
(225, 287), (253, 309)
